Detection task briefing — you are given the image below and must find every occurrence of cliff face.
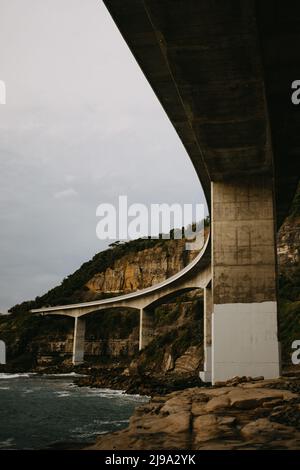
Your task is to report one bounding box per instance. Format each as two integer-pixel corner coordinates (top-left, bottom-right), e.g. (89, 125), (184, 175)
(278, 216), (300, 274)
(278, 181), (300, 271)
(129, 291), (204, 375)
(277, 182), (300, 362)
(85, 239), (195, 297)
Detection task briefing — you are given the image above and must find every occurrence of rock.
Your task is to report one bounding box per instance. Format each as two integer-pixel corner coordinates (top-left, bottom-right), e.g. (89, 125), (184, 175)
(240, 378), (285, 389)
(269, 403), (300, 428)
(199, 387), (235, 397)
(262, 399), (284, 408)
(214, 381), (226, 387)
(215, 376), (248, 387)
(241, 418), (296, 442)
(193, 414), (237, 445)
(227, 388), (296, 409)
(278, 215), (300, 271)
(160, 396), (191, 414)
(89, 379), (300, 450)
(162, 352), (174, 372)
(173, 346), (203, 373)
(205, 395), (230, 412)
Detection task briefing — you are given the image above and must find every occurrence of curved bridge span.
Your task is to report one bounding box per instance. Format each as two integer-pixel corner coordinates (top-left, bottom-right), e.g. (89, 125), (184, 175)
(32, 237), (212, 375)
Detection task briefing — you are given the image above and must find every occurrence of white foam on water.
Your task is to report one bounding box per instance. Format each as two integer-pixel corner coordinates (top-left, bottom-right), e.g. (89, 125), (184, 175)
(22, 389), (34, 394)
(94, 419), (129, 425)
(78, 387), (149, 401)
(54, 391), (71, 398)
(0, 438), (15, 449)
(75, 430), (108, 438)
(82, 387), (125, 397)
(43, 372), (86, 378)
(0, 373), (36, 380)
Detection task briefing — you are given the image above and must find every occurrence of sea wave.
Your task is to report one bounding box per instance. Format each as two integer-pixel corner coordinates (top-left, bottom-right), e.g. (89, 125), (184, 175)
(72, 429), (108, 439)
(94, 419), (129, 425)
(0, 373), (36, 380)
(0, 438), (15, 449)
(43, 372), (86, 378)
(54, 391), (71, 398)
(80, 387), (148, 400)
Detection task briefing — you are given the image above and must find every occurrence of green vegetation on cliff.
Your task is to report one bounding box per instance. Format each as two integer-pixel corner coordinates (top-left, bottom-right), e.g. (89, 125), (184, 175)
(289, 181), (300, 218)
(9, 236), (186, 316)
(278, 266), (300, 362)
(278, 180), (300, 362)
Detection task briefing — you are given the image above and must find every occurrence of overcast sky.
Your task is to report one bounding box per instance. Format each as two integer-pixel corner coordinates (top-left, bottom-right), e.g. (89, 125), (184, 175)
(0, 0), (205, 313)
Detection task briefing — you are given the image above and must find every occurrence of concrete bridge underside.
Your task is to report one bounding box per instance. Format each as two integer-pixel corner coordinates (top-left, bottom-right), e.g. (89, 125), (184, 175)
(33, 1), (300, 383)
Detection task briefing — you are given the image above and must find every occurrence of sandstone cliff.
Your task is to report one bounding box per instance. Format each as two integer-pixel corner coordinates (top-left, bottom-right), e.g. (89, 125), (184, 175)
(85, 239), (196, 297)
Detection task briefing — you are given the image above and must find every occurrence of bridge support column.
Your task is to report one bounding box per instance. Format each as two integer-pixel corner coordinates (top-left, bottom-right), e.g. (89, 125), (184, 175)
(72, 317), (86, 365)
(211, 176), (281, 384)
(200, 284), (212, 382)
(139, 309), (154, 350)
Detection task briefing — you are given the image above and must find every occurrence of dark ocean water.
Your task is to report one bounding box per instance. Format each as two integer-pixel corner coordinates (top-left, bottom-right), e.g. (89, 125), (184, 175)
(0, 373), (148, 449)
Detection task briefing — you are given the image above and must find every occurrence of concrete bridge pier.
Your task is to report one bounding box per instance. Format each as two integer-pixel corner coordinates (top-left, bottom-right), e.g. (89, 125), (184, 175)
(72, 317), (86, 365)
(139, 308), (155, 351)
(0, 339), (6, 365)
(200, 284), (212, 382)
(211, 176), (281, 384)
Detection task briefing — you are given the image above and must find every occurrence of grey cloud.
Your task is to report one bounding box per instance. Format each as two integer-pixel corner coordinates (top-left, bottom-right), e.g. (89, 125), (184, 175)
(0, 0), (205, 312)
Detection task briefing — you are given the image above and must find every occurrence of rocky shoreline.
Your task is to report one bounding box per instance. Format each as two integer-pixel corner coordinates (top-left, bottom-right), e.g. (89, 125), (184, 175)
(3, 362), (300, 449)
(73, 368), (207, 396)
(0, 361), (206, 397)
(87, 374), (300, 450)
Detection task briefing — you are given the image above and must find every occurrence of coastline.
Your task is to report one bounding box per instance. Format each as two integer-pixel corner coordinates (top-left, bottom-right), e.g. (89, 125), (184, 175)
(3, 363), (300, 450)
(0, 361), (207, 397)
(87, 373), (300, 450)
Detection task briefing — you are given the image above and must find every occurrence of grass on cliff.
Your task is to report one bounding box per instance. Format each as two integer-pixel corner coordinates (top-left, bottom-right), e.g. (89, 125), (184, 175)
(278, 265), (300, 362)
(289, 181), (300, 218)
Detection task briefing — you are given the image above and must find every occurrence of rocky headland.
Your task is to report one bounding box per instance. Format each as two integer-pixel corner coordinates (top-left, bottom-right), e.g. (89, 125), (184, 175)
(88, 373), (300, 450)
